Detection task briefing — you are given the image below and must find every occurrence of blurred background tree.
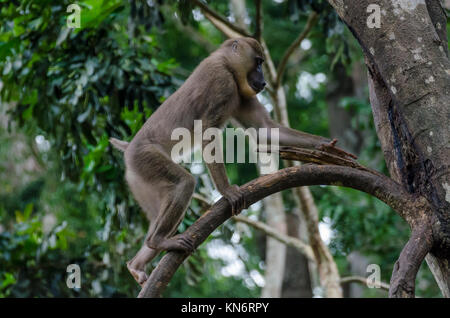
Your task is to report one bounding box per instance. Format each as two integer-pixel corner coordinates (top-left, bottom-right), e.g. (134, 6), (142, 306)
(0, 0), (446, 297)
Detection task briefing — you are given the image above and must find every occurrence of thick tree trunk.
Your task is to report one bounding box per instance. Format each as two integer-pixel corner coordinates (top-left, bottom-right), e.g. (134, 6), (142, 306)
(327, 0), (450, 297)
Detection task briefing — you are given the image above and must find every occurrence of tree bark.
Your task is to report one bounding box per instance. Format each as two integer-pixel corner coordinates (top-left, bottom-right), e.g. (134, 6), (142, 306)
(327, 0), (450, 297)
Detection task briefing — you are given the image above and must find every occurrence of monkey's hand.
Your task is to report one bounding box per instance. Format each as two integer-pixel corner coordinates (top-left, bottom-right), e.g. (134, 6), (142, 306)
(317, 138), (358, 160)
(222, 185), (247, 216)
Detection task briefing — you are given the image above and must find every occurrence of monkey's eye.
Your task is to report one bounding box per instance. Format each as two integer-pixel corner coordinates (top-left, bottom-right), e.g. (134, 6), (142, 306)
(255, 57), (264, 65)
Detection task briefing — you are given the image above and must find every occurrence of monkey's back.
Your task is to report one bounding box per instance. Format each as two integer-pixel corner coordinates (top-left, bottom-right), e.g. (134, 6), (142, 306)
(137, 53), (239, 152)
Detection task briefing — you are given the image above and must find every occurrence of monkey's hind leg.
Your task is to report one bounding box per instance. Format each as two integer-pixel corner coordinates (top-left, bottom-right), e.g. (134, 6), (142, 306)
(125, 145), (196, 285)
(143, 157), (196, 253)
(126, 245), (159, 286)
(146, 176), (196, 252)
(124, 166), (163, 286)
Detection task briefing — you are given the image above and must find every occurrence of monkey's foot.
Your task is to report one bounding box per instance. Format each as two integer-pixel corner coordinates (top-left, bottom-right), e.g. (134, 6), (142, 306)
(126, 261), (148, 287)
(158, 234), (195, 253)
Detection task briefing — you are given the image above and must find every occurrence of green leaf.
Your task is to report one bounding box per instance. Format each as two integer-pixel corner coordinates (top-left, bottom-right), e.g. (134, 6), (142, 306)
(78, 0), (123, 30)
(23, 203), (33, 220)
(0, 273), (17, 289)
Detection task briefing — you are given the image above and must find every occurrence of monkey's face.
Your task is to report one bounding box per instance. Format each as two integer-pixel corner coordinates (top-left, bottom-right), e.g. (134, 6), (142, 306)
(247, 56), (266, 94)
(226, 37), (266, 97)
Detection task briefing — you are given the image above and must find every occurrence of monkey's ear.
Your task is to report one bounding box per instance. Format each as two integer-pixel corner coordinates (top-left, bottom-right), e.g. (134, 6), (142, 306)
(231, 40), (239, 52)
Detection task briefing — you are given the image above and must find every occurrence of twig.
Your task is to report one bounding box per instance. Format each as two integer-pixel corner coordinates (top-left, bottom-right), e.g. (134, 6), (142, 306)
(275, 145), (385, 177)
(192, 0), (250, 37)
(254, 0), (263, 42)
(233, 214), (315, 261)
(192, 193), (315, 260)
(340, 276), (390, 291)
(275, 11), (318, 88)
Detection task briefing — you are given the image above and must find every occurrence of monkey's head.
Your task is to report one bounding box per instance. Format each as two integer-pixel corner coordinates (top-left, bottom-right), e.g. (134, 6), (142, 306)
(223, 37), (266, 98)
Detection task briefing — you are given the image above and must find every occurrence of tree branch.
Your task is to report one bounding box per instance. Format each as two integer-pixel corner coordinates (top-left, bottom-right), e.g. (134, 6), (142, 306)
(340, 276), (390, 291)
(174, 21), (216, 53)
(192, 192), (213, 205)
(389, 224), (433, 298)
(192, 194), (315, 261)
(138, 155), (431, 297)
(275, 11), (318, 88)
(192, 0), (250, 38)
(254, 0), (263, 42)
(233, 215), (315, 261)
(425, 0), (448, 57)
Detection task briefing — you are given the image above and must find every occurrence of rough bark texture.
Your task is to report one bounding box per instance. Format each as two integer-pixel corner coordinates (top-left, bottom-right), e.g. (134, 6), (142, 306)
(327, 0), (450, 297)
(139, 163), (432, 297)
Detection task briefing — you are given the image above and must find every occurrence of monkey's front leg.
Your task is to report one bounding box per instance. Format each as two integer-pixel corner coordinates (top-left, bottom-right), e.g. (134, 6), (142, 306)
(206, 162), (246, 216)
(277, 127), (358, 160)
(222, 184), (247, 216)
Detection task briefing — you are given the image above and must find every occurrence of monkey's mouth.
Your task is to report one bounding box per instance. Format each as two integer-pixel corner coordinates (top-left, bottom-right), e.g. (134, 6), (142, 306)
(250, 83), (265, 93)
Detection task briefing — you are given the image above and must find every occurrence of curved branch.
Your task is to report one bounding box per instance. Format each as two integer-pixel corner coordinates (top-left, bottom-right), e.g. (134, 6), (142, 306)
(138, 164), (429, 297)
(275, 11), (318, 88)
(389, 225), (433, 298)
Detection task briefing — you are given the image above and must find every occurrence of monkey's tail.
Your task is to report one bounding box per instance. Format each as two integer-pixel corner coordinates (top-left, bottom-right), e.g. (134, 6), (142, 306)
(109, 137), (129, 152)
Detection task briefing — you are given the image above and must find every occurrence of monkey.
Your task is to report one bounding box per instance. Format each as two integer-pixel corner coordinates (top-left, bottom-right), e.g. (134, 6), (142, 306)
(109, 37), (356, 286)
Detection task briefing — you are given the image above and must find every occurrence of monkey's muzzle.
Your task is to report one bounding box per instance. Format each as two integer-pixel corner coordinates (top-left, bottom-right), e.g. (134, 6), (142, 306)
(251, 81), (266, 93)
